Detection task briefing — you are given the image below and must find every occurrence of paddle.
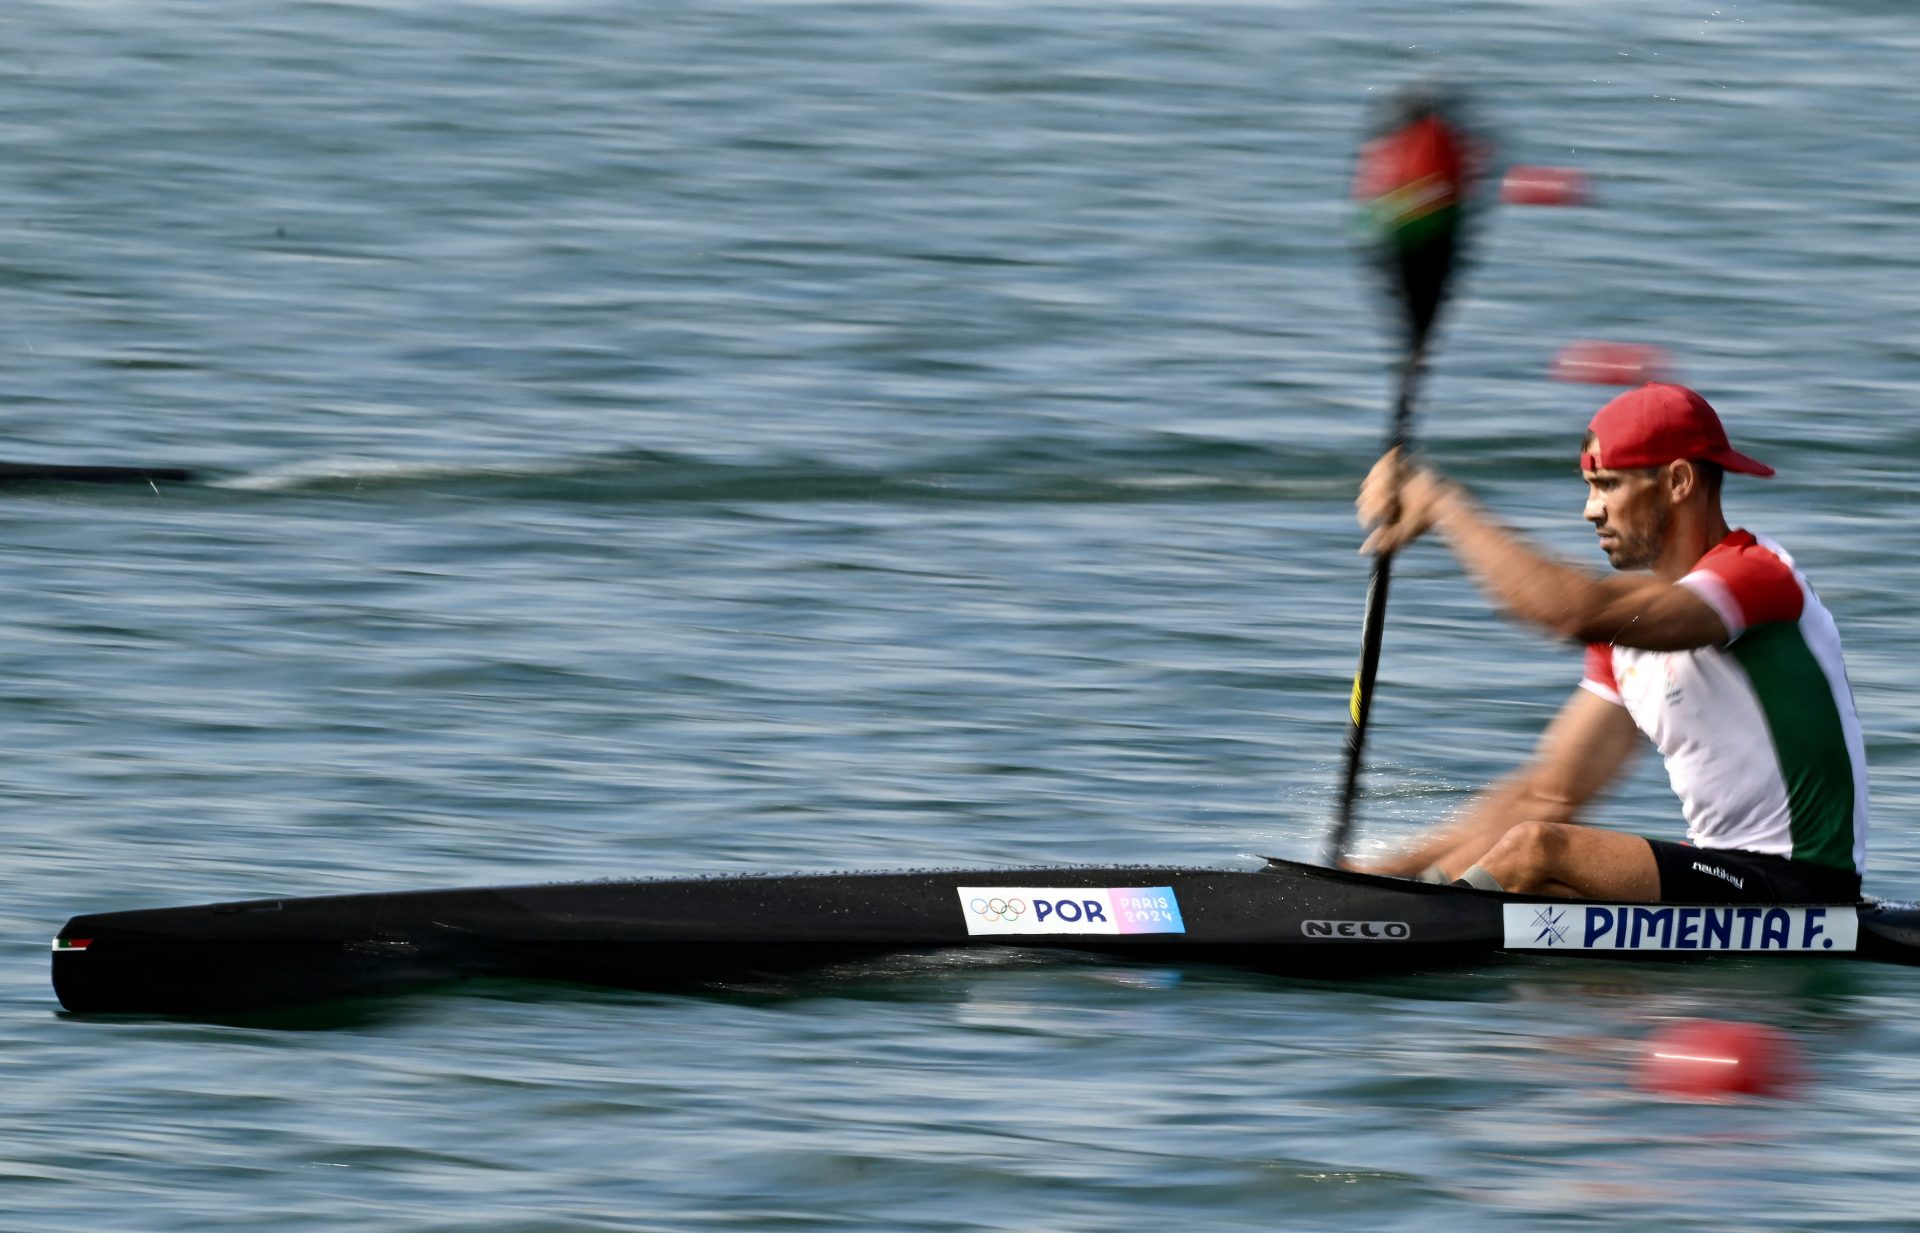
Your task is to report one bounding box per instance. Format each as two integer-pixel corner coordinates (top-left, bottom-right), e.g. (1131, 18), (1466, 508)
(1325, 85), (1476, 868)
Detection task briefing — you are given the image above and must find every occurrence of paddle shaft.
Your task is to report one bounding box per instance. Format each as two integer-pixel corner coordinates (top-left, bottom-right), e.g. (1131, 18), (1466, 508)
(1325, 343), (1424, 866)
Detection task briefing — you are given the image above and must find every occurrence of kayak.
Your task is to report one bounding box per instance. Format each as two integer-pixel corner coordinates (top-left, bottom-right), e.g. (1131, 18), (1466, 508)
(51, 857), (1920, 1016)
(0, 461), (193, 486)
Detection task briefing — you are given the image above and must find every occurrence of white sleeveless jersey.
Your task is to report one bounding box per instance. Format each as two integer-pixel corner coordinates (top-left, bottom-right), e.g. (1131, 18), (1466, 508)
(1581, 531), (1868, 874)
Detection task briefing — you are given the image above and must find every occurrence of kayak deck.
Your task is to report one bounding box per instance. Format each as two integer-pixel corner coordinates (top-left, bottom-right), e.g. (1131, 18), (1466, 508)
(52, 857), (1920, 1016)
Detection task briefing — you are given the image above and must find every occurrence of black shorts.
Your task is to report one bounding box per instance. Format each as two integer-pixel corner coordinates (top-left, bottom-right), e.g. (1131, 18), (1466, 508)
(1647, 839), (1862, 904)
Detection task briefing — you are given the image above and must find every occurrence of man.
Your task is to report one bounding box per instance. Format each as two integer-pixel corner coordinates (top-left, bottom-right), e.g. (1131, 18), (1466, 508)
(1353, 382), (1867, 903)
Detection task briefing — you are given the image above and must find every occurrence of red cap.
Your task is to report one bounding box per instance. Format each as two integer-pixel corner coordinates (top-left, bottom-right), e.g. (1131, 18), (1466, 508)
(1580, 383), (1774, 477)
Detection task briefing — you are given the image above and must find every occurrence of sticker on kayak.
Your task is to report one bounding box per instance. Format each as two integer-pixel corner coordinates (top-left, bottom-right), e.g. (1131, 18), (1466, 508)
(957, 887), (1185, 936)
(1503, 903), (1858, 953)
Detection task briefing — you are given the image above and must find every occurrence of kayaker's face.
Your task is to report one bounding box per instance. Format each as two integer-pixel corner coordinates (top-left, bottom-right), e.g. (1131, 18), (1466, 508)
(1583, 465), (1671, 571)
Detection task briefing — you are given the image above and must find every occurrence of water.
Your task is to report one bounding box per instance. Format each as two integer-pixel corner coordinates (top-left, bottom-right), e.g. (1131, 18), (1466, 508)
(5, 1), (1920, 1229)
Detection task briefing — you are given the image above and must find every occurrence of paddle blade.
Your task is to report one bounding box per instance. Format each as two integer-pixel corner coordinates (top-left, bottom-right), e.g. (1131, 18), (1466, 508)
(1352, 86), (1480, 346)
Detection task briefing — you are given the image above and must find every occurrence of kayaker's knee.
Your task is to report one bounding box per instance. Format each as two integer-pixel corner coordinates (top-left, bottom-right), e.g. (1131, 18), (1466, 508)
(1482, 819), (1568, 893)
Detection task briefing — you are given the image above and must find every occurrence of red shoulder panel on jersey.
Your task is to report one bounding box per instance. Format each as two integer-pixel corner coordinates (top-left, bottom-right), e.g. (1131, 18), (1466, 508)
(1696, 531), (1803, 630)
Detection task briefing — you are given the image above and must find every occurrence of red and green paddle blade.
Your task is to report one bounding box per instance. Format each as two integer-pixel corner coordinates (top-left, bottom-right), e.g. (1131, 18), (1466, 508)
(1351, 87), (1478, 348)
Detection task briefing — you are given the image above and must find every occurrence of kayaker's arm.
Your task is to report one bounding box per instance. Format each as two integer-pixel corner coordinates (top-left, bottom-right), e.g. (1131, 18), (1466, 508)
(1358, 452), (1730, 651)
(1354, 685), (1641, 879)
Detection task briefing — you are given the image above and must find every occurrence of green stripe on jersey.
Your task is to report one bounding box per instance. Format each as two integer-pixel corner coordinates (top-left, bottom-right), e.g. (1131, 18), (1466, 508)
(1730, 622), (1857, 872)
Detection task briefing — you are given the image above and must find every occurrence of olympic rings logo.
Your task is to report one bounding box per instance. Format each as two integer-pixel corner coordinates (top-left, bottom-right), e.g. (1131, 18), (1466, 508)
(969, 896), (1026, 924)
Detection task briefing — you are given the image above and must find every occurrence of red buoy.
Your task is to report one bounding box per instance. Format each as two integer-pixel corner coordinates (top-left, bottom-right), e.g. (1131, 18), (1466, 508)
(1551, 340), (1673, 386)
(1501, 165), (1590, 206)
(1637, 1019), (1801, 1099)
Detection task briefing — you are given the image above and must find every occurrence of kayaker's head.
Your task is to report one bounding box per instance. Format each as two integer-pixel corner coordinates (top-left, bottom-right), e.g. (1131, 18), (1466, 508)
(1581, 383), (1773, 479)
(1577, 384), (1769, 576)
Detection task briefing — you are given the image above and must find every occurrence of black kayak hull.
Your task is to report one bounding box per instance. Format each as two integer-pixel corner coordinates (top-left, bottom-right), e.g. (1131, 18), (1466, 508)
(0, 461), (193, 487)
(52, 858), (1920, 1016)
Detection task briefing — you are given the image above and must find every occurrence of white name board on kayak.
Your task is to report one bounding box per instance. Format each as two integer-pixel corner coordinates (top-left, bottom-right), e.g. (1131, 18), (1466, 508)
(957, 886), (1186, 936)
(1503, 903), (1858, 953)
